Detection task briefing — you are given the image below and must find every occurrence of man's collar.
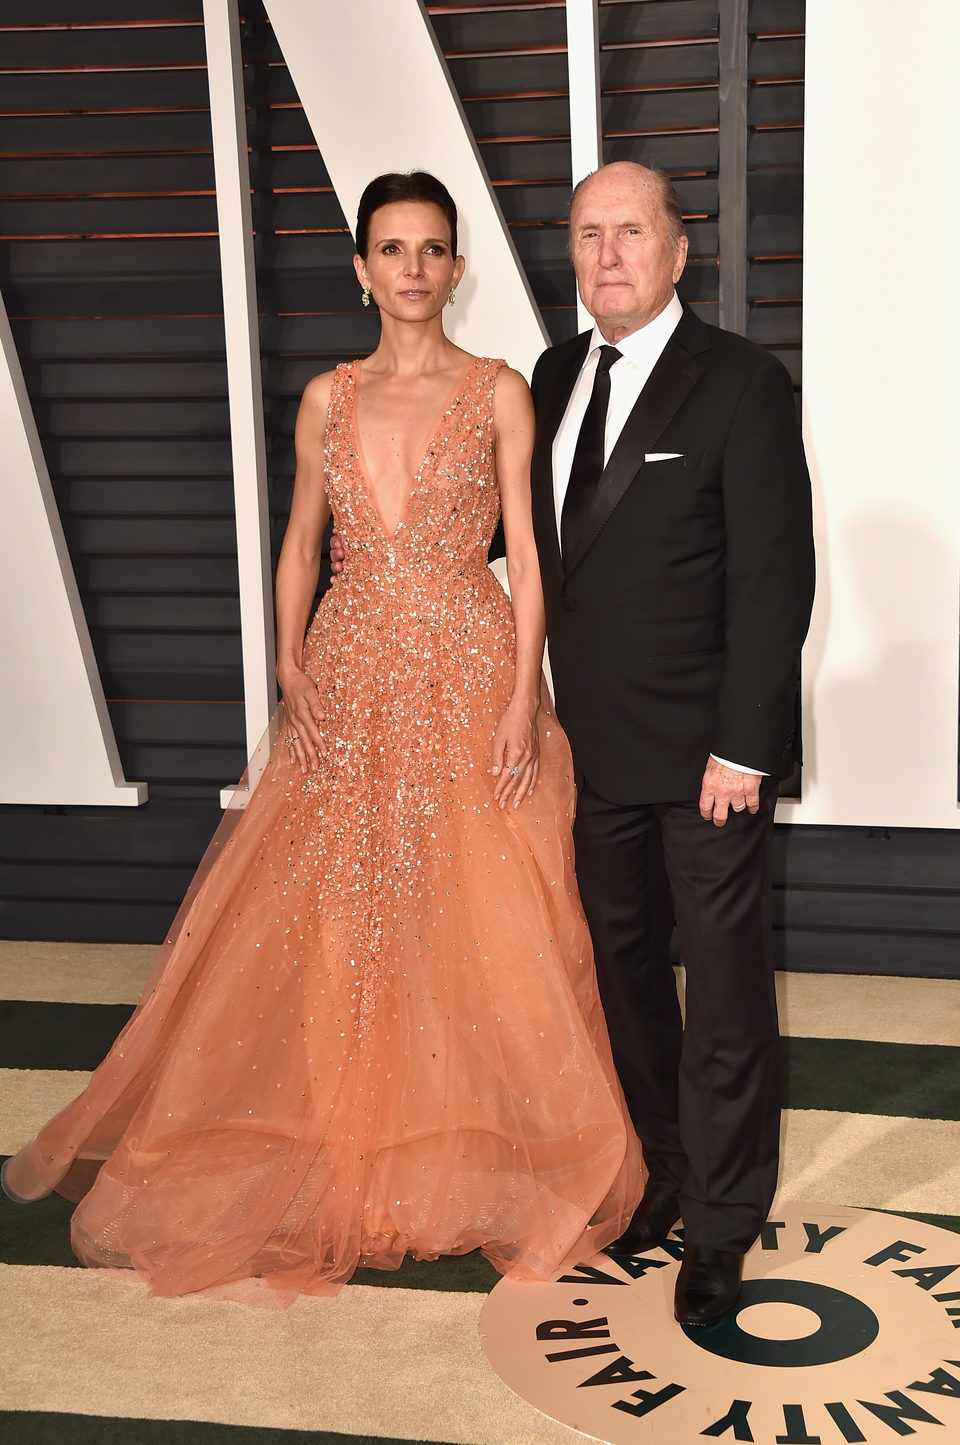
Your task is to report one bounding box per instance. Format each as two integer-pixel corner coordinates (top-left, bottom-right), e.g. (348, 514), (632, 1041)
(585, 291), (684, 367)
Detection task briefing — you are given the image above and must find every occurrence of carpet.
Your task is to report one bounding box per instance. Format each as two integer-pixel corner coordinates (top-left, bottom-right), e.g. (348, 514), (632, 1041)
(1, 942), (958, 1444)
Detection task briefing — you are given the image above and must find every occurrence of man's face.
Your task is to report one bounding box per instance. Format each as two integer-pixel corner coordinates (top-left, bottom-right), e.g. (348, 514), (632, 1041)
(569, 164), (688, 341)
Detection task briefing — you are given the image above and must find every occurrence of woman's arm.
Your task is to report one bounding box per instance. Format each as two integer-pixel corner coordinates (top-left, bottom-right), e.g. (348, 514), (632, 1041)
(275, 371), (333, 773)
(491, 365), (546, 807)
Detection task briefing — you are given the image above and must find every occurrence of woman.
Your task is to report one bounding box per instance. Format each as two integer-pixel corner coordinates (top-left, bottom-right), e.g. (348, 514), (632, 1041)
(3, 172), (642, 1301)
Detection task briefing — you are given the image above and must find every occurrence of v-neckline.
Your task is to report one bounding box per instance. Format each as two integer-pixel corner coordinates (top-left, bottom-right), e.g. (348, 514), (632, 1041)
(350, 356), (479, 540)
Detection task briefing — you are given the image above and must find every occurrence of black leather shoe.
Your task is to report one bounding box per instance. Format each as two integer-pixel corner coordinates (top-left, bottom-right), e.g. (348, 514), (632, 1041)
(674, 1244), (743, 1324)
(605, 1186), (680, 1255)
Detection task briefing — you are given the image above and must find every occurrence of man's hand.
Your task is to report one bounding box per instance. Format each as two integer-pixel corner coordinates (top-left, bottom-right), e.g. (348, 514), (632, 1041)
(699, 757), (761, 827)
(329, 532), (345, 575)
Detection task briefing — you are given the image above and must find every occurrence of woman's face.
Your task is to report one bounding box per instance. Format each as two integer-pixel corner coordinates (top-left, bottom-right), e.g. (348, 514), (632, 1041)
(354, 200), (464, 321)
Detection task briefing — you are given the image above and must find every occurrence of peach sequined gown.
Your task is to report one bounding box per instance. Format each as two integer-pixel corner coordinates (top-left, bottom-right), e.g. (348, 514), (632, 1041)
(3, 356), (643, 1300)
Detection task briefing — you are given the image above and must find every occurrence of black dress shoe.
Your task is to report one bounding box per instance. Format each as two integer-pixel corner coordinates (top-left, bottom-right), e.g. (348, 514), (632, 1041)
(674, 1243), (743, 1325)
(605, 1186), (680, 1255)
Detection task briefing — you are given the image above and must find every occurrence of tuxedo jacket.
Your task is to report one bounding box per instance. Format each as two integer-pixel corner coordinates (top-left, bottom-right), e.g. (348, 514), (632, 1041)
(529, 306), (815, 805)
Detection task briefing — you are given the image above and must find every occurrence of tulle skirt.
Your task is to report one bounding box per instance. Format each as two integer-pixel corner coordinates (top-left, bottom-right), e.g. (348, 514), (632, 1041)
(4, 690), (643, 1303)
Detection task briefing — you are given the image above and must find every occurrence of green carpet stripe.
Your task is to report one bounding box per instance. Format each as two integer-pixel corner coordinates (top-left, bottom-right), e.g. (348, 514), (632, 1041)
(4, 1151), (956, 1276)
(4, 1000), (959, 1122)
(781, 1036), (960, 1119)
(351, 1249), (499, 1292)
(0, 1166), (77, 1267)
(0, 1413), (451, 1445)
(0, 1159), (499, 1288)
(0, 1001), (133, 1071)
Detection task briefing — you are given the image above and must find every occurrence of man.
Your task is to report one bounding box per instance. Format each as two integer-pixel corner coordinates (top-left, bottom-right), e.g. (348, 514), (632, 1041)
(530, 162), (814, 1325)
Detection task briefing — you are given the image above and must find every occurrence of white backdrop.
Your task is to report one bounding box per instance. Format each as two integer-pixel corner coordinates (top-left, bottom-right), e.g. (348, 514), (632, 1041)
(2, 0), (958, 827)
(263, 0), (549, 374)
(0, 298), (146, 806)
(799, 0), (960, 826)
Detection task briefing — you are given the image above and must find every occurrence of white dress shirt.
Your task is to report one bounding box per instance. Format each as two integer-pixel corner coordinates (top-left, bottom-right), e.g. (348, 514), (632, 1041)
(552, 292), (684, 529)
(552, 291), (763, 778)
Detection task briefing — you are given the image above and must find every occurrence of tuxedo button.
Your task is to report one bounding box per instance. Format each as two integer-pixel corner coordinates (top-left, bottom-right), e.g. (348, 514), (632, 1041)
(562, 597), (576, 612)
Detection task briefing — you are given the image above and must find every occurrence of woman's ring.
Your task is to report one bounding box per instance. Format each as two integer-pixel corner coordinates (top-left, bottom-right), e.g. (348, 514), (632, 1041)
(509, 766), (520, 777)
(284, 735), (298, 747)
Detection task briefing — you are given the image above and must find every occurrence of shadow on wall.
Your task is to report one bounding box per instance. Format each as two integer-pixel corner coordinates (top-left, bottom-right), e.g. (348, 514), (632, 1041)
(799, 397), (960, 822)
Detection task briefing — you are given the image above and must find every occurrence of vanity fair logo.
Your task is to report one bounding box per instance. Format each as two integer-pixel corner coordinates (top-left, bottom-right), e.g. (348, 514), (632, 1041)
(479, 1201), (960, 1443)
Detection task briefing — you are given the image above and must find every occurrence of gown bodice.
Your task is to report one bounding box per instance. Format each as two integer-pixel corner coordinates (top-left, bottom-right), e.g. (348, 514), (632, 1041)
(324, 355), (505, 575)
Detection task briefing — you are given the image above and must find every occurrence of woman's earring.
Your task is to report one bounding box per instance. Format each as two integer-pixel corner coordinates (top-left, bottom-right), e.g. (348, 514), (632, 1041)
(448, 288), (457, 306)
(361, 286), (371, 308)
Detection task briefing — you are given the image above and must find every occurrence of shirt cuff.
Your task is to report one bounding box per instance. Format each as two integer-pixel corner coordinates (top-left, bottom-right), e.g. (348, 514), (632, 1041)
(710, 753), (769, 777)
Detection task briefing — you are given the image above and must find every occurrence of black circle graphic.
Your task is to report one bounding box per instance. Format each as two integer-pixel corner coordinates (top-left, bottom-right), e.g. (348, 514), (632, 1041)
(683, 1278), (880, 1367)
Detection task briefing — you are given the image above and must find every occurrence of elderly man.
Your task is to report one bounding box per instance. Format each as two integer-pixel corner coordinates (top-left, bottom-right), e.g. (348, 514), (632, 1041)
(530, 162), (814, 1324)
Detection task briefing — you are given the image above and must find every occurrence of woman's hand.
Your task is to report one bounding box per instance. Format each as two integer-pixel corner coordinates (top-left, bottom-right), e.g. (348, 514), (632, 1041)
(278, 665), (327, 774)
(491, 697), (540, 808)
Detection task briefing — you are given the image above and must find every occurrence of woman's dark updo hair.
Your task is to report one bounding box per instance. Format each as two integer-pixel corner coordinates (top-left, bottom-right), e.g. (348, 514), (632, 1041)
(355, 171), (458, 258)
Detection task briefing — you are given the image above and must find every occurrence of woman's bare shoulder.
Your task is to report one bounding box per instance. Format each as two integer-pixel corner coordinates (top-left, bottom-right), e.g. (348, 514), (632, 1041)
(294, 369), (342, 451)
(492, 363), (531, 397)
(300, 367), (339, 412)
(492, 363), (534, 427)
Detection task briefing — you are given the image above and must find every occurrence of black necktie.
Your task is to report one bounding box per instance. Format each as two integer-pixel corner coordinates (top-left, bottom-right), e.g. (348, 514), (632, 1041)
(560, 344), (622, 559)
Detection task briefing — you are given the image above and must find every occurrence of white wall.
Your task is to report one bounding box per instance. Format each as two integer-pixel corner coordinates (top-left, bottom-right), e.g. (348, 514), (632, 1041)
(263, 0), (549, 376)
(0, 298), (146, 806)
(797, 0), (960, 827)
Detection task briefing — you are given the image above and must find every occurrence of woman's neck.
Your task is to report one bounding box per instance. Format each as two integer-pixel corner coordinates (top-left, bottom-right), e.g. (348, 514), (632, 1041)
(367, 313), (461, 378)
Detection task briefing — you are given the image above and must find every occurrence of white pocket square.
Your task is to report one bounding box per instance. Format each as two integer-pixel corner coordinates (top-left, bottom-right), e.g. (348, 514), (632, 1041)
(644, 452), (683, 462)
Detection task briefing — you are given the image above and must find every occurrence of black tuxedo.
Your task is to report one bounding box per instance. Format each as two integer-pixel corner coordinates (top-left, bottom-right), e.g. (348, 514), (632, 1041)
(530, 306), (815, 1252)
(531, 307), (814, 803)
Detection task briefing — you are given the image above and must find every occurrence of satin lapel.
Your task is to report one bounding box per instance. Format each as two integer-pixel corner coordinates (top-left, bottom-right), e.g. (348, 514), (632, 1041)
(531, 337), (590, 588)
(563, 331), (706, 579)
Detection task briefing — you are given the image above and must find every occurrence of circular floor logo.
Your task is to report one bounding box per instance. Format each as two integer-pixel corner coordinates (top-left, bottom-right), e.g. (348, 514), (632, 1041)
(480, 1200), (960, 1443)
